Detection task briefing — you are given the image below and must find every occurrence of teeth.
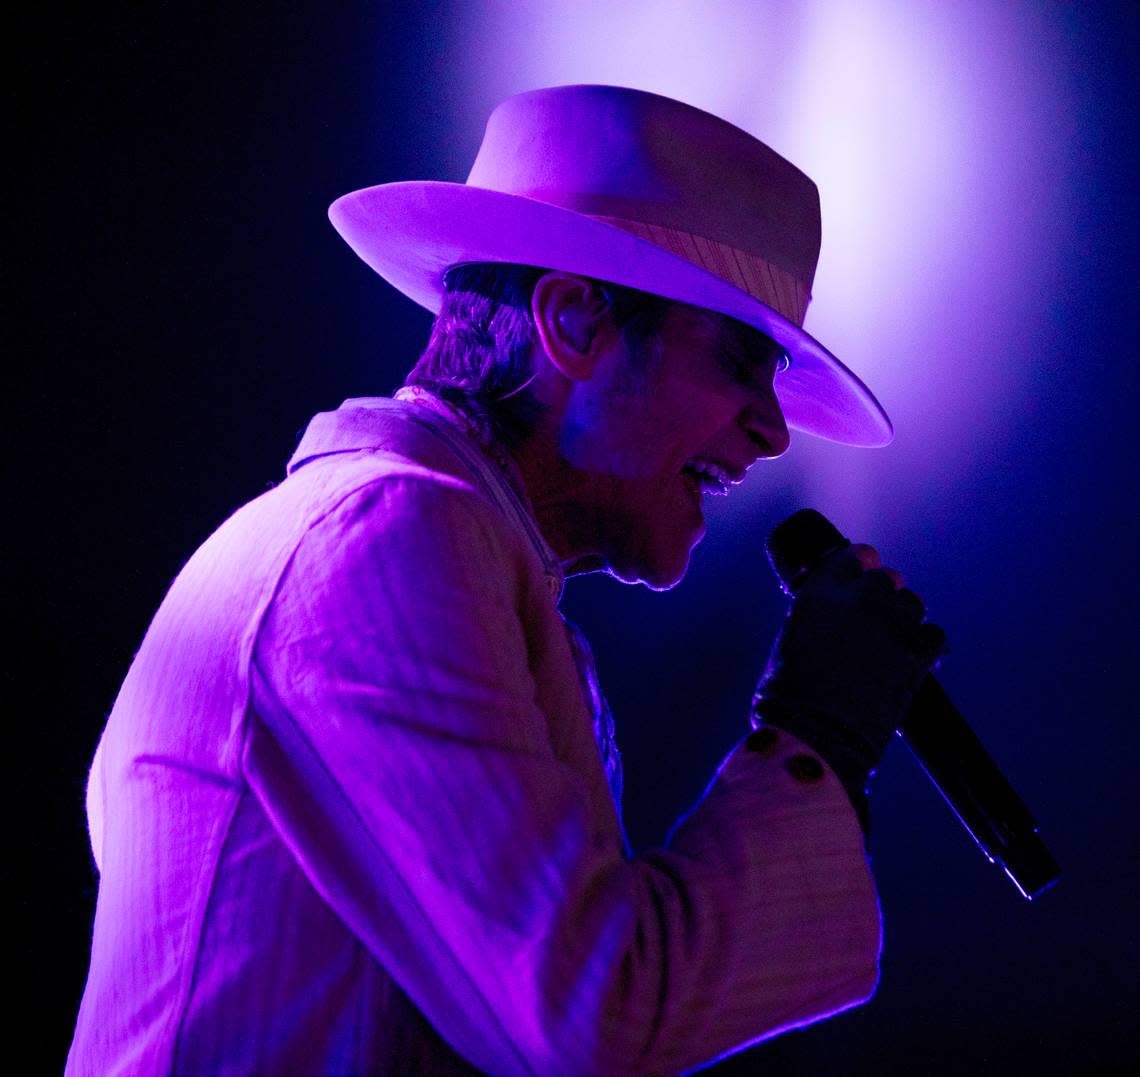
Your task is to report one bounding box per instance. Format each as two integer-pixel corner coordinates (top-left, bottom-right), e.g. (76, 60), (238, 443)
(690, 459), (729, 484)
(684, 458), (731, 495)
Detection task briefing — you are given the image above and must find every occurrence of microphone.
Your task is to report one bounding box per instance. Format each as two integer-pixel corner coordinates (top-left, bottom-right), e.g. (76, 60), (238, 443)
(767, 509), (1060, 900)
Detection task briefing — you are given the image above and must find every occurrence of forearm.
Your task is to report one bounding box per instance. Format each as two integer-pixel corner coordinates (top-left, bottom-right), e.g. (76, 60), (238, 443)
(250, 661), (879, 1075)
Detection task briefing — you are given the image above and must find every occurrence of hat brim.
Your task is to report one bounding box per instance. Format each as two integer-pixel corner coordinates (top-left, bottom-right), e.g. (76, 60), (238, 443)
(329, 181), (893, 447)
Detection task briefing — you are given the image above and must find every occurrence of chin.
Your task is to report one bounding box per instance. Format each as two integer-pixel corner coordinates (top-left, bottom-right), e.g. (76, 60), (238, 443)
(599, 509), (706, 590)
(607, 542), (697, 592)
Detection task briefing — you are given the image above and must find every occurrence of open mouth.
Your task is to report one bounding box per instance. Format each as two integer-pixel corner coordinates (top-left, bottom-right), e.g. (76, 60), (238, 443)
(681, 458), (734, 497)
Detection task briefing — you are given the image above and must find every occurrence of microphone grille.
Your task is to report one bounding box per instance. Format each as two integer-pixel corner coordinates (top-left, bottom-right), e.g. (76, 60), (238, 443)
(766, 509), (848, 590)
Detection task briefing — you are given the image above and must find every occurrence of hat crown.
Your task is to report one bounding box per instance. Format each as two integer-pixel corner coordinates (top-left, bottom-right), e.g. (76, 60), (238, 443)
(467, 85), (821, 289)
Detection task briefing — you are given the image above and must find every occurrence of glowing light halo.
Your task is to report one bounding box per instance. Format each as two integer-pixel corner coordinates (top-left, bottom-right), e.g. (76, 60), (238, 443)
(447, 1), (1073, 533)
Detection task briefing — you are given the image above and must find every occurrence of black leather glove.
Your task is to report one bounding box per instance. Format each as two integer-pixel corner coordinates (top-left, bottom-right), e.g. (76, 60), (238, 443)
(752, 543), (947, 837)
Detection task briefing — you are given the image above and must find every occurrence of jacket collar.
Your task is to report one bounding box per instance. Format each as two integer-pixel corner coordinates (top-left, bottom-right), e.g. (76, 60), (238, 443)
(289, 395), (565, 602)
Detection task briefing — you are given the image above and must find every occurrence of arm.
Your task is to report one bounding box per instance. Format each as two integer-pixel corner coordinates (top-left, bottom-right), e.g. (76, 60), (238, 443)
(245, 473), (879, 1075)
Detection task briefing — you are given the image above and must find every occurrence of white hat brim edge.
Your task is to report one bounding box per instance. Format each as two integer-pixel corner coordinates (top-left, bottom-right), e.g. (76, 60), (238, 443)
(329, 181), (893, 448)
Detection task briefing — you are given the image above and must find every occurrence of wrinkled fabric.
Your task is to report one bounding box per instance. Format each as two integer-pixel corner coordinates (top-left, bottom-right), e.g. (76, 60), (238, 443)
(68, 397), (881, 1076)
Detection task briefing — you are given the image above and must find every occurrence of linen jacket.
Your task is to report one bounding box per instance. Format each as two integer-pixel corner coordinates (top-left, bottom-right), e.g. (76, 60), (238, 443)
(68, 396), (881, 1076)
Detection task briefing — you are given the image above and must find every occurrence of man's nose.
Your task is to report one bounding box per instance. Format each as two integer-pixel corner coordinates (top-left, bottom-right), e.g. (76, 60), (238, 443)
(741, 392), (790, 459)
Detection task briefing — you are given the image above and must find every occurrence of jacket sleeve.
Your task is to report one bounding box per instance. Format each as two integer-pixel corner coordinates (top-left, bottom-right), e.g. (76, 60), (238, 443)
(245, 471), (881, 1076)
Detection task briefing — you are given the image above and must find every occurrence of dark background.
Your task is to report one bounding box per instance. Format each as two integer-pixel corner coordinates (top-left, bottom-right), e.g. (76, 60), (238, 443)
(24, 3), (1137, 1072)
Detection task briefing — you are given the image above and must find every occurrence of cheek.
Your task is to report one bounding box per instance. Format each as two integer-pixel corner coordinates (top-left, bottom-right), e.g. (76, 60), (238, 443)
(658, 378), (741, 443)
(671, 365), (743, 407)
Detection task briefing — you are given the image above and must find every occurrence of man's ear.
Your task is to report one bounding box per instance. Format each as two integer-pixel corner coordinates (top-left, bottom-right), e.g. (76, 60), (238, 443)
(531, 272), (614, 381)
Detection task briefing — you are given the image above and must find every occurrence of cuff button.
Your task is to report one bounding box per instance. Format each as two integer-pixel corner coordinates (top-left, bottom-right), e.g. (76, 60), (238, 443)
(785, 754), (824, 783)
(745, 728), (779, 755)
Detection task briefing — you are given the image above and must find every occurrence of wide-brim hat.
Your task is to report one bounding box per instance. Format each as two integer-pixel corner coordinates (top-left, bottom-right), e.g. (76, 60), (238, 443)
(329, 85), (892, 447)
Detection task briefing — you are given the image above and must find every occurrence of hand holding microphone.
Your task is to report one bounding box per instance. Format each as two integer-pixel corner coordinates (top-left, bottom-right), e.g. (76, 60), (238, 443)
(752, 523), (946, 838)
(755, 509), (1059, 899)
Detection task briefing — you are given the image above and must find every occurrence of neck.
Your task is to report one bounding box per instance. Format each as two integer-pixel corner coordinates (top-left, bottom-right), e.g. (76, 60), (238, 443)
(510, 427), (610, 578)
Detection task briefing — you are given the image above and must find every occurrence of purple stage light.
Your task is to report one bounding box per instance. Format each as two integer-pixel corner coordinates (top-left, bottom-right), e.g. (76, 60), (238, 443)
(450, 1), (1076, 535)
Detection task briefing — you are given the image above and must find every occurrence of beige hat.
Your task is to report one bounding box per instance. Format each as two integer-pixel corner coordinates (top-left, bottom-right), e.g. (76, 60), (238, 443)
(329, 84), (892, 447)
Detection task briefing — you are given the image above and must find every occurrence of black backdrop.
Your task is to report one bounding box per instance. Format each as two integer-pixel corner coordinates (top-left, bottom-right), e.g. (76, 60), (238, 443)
(23, 4), (1138, 1072)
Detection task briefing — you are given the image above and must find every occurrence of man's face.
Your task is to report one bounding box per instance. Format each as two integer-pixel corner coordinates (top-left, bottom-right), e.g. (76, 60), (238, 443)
(558, 303), (790, 589)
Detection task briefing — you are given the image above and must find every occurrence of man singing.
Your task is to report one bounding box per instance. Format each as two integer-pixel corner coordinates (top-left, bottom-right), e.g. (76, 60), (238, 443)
(69, 85), (944, 1074)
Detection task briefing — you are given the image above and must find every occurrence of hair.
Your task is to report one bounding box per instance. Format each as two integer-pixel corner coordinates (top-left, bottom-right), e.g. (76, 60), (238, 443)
(403, 263), (676, 448)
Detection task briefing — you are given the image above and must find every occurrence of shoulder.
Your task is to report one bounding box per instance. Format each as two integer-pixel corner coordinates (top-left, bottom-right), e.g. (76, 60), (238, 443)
(309, 452), (522, 549)
(268, 454), (535, 617)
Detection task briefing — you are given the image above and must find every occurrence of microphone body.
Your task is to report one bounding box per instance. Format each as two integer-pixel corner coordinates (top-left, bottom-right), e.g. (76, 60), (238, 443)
(767, 510), (1060, 900)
